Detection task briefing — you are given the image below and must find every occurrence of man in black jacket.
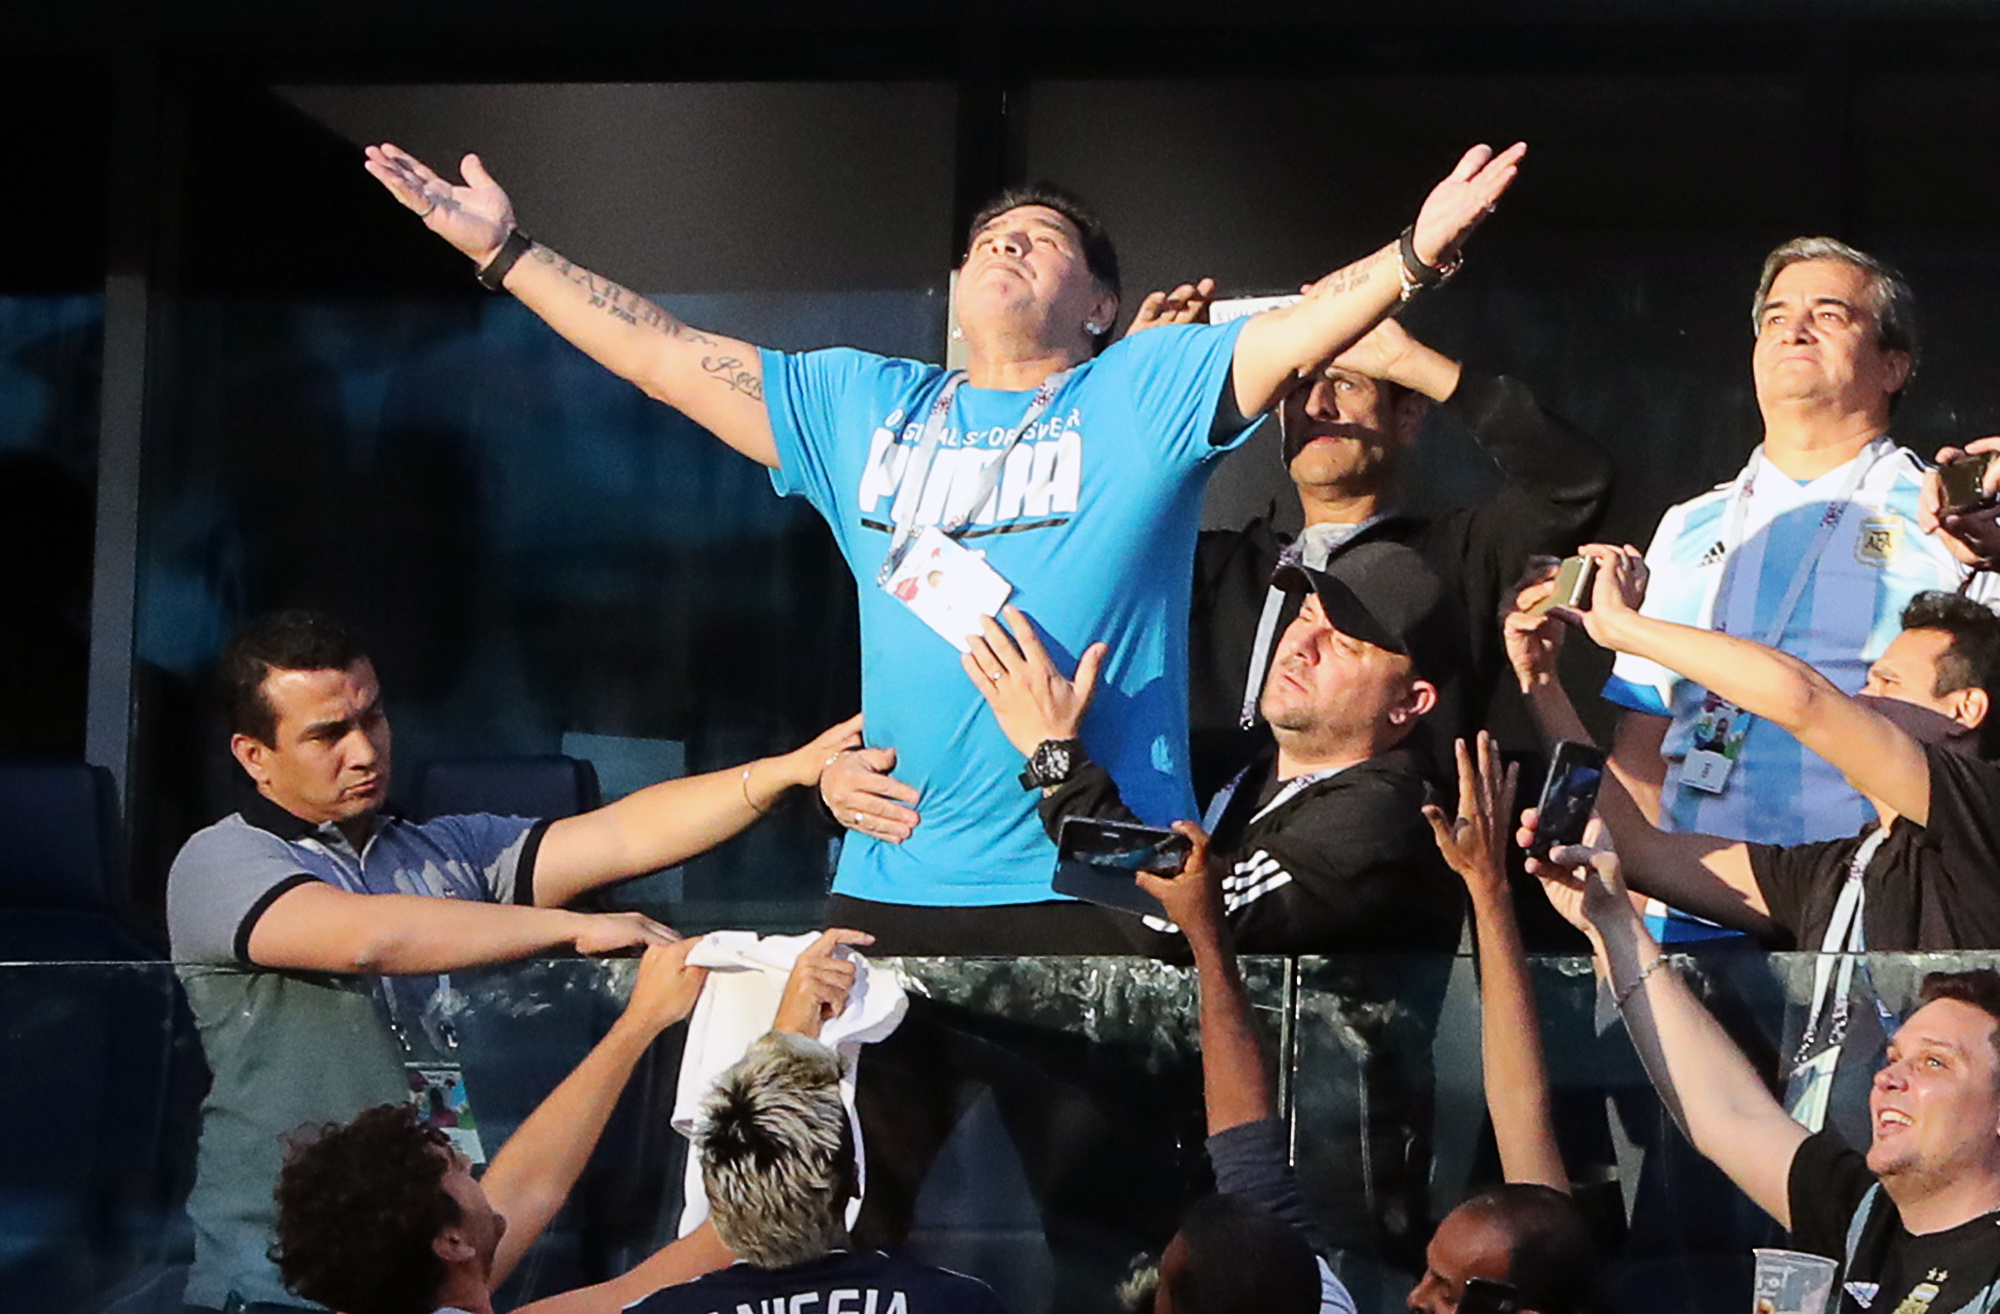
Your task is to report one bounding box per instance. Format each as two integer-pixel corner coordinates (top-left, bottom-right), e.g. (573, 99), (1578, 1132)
(964, 540), (1463, 956)
(1180, 314), (1612, 797)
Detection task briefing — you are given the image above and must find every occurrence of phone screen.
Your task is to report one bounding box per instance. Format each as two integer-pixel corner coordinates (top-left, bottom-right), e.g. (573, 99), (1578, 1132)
(1532, 741), (1608, 858)
(1051, 818), (1189, 919)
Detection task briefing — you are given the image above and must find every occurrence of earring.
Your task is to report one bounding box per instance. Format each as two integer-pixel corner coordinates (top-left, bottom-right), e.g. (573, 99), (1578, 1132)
(1084, 321), (1104, 336)
(950, 325), (964, 341)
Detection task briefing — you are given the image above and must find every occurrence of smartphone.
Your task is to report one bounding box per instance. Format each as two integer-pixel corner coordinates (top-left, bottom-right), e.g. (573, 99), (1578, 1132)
(1531, 740), (1608, 859)
(1940, 452), (1997, 515)
(1052, 817), (1189, 920)
(1530, 555), (1597, 616)
(1458, 1277), (1520, 1314)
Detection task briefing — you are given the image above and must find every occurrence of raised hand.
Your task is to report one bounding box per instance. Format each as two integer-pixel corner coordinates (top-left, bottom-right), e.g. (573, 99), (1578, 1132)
(362, 144), (517, 266)
(1410, 142), (1529, 269)
(962, 605), (1106, 756)
(1503, 559), (1566, 692)
(1919, 438), (2000, 566)
(1134, 821), (1224, 945)
(821, 747), (921, 844)
(1328, 316), (1418, 383)
(1550, 543), (1648, 650)
(772, 927), (875, 1039)
(1423, 732), (1520, 902)
(1520, 815), (1628, 941)
(1128, 278), (1217, 335)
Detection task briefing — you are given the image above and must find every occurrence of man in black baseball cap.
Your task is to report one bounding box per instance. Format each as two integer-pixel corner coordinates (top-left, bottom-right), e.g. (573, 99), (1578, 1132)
(963, 539), (1465, 955)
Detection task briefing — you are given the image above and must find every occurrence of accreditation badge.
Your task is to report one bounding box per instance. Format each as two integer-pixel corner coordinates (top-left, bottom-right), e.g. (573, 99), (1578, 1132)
(1682, 692), (1751, 795)
(406, 1062), (487, 1164)
(881, 525), (1014, 653)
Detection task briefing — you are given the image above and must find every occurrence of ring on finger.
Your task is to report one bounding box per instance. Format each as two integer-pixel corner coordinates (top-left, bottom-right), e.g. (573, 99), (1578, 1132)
(851, 812), (865, 828)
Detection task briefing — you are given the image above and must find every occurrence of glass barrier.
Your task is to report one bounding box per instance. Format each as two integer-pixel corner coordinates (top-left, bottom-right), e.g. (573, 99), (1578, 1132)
(3, 951), (1993, 1314)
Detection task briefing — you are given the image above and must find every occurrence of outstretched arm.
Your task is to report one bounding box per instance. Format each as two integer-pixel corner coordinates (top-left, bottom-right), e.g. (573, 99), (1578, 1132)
(1137, 824), (1272, 1132)
(364, 145), (778, 466)
(535, 715), (864, 907)
(245, 882), (679, 974)
(1228, 143), (1525, 418)
(1529, 832), (1807, 1227)
(482, 940), (712, 1287)
(1565, 544), (1931, 824)
(1505, 573), (1779, 937)
(1424, 733), (1566, 1190)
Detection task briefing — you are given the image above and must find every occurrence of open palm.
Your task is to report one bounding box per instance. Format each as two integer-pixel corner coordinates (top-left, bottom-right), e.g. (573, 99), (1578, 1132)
(1411, 142), (1528, 267)
(363, 143), (516, 265)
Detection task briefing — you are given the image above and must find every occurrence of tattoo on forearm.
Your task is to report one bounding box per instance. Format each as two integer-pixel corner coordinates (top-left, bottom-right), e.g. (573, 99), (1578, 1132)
(701, 355), (764, 401)
(530, 246), (716, 344)
(1308, 259), (1378, 300)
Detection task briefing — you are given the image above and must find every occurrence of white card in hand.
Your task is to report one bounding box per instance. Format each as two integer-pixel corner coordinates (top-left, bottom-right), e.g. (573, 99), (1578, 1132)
(881, 526), (1013, 652)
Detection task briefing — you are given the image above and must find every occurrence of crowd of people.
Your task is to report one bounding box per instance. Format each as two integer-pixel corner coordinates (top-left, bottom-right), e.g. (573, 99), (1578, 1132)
(151, 130), (2000, 1314)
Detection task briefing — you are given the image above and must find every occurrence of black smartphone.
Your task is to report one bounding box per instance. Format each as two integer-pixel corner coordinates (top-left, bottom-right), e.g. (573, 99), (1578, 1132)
(1531, 554), (1597, 615)
(1531, 740), (1608, 859)
(1941, 451), (1998, 515)
(1458, 1277), (1520, 1314)
(1052, 817), (1189, 920)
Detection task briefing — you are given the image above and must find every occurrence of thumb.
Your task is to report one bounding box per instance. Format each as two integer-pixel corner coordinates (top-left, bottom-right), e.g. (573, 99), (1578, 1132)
(461, 152), (495, 189)
(1420, 802), (1455, 846)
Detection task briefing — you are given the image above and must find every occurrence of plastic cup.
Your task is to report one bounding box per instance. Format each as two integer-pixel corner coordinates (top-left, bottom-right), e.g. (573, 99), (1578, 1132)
(1751, 1248), (1840, 1314)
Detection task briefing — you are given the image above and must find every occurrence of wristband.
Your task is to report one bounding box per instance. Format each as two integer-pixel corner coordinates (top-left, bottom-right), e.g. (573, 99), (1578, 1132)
(477, 228), (534, 292)
(1613, 954), (1670, 1009)
(1397, 225), (1462, 303)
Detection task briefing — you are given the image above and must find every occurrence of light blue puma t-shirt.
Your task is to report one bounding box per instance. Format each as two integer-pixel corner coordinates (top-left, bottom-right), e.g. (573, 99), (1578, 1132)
(762, 320), (1252, 906)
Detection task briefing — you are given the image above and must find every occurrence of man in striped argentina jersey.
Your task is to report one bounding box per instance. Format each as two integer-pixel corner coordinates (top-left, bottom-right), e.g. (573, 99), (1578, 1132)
(1603, 238), (1999, 939)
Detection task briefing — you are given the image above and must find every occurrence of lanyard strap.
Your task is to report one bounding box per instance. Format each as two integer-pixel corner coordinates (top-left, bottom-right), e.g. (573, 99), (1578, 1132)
(1715, 441), (1885, 645)
(1236, 519), (1385, 728)
(1797, 825), (1891, 1060)
(1249, 765), (1347, 825)
(875, 369), (1068, 585)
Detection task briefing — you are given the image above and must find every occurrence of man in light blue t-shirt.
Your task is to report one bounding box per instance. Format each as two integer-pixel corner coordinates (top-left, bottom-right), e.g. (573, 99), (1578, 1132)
(367, 139), (1526, 950)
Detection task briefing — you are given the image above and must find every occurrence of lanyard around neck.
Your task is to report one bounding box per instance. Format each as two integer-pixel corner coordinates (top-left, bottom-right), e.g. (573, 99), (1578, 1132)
(875, 369), (1069, 585)
(1715, 441), (1885, 645)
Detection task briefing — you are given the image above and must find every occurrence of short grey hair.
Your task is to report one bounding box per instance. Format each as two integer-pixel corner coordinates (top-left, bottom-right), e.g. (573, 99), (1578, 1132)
(695, 1032), (850, 1269)
(1753, 236), (1920, 400)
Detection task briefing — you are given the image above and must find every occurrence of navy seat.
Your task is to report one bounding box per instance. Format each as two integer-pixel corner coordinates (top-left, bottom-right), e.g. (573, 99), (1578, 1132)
(0, 762), (158, 961)
(413, 754), (602, 823)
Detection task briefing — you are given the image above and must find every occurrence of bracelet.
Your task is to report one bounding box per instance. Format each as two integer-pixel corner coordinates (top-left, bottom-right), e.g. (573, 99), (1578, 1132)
(477, 228), (534, 292)
(1396, 225), (1462, 303)
(1613, 954), (1670, 1009)
(740, 765), (771, 816)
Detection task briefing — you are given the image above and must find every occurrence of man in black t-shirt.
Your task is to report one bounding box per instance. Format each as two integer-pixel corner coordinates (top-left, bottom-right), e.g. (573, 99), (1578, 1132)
(1510, 554), (2000, 951)
(1525, 837), (2000, 1314)
(632, 1029), (1004, 1314)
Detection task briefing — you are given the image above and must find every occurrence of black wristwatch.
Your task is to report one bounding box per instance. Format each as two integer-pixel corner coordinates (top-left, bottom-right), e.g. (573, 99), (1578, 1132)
(1018, 738), (1083, 791)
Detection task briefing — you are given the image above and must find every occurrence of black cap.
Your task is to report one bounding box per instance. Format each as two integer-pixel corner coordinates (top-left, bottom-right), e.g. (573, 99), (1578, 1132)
(1272, 541), (1454, 682)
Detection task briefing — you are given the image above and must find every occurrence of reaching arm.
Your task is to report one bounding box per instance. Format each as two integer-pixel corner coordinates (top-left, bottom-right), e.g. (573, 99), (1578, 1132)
(1423, 733), (1566, 1190)
(363, 145), (778, 465)
(243, 880), (678, 974)
(482, 940), (710, 1286)
(1529, 835), (1806, 1226)
(1229, 143), (1526, 418)
(1568, 544), (1931, 824)
(534, 715), (863, 907)
(1137, 824), (1272, 1133)
(1504, 580), (1779, 937)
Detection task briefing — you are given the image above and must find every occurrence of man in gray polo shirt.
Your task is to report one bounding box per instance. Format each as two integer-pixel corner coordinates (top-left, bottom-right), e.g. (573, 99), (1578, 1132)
(168, 610), (860, 1314)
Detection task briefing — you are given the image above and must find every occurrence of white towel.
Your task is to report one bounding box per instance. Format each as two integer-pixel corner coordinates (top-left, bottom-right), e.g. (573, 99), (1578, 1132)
(672, 931), (908, 1236)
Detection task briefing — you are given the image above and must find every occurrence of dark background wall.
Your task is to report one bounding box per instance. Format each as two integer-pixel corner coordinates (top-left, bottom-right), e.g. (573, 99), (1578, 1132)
(12, 2), (2000, 924)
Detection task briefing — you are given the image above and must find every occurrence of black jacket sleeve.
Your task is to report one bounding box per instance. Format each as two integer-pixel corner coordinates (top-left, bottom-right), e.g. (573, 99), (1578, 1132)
(1038, 758), (1147, 840)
